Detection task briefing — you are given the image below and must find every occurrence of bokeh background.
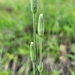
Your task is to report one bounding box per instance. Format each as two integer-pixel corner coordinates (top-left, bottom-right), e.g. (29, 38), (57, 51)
(0, 0), (75, 75)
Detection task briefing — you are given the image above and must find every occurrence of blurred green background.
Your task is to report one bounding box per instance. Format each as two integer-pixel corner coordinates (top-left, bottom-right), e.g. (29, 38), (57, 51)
(0, 0), (75, 75)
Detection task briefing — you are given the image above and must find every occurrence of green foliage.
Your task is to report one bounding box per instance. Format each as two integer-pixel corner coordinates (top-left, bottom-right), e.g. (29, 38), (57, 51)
(0, 71), (13, 75)
(0, 0), (75, 75)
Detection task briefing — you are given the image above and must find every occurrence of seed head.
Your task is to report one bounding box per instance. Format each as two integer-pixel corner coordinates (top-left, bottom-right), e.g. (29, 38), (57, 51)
(38, 14), (44, 36)
(30, 0), (38, 13)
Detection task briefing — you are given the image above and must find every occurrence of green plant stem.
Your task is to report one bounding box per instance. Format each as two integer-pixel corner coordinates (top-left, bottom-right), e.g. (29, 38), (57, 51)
(33, 62), (35, 75)
(33, 13), (36, 61)
(39, 36), (43, 75)
(39, 36), (42, 62)
(40, 72), (42, 75)
(33, 13), (38, 75)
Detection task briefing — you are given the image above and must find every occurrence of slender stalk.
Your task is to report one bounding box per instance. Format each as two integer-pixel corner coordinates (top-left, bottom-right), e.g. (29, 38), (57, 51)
(33, 13), (36, 75)
(33, 62), (35, 75)
(33, 12), (38, 75)
(39, 36), (43, 75)
(37, 14), (44, 75)
(40, 72), (42, 75)
(39, 36), (42, 63)
(33, 13), (36, 61)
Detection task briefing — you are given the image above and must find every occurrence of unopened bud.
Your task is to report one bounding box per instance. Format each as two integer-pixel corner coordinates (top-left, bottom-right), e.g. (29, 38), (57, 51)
(30, 0), (38, 13)
(30, 42), (34, 62)
(38, 14), (44, 36)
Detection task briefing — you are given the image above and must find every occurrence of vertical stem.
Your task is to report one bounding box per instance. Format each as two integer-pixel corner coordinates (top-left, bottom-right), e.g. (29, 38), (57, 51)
(40, 72), (42, 75)
(39, 36), (42, 62)
(39, 36), (43, 75)
(33, 13), (36, 75)
(33, 62), (35, 75)
(33, 13), (38, 75)
(33, 13), (36, 61)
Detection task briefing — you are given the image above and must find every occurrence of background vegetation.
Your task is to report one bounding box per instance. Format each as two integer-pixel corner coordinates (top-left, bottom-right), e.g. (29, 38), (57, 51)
(0, 0), (75, 75)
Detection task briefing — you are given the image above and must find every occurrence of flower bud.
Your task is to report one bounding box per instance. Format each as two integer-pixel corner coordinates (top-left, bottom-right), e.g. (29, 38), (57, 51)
(30, 42), (34, 62)
(38, 14), (44, 36)
(30, 0), (38, 13)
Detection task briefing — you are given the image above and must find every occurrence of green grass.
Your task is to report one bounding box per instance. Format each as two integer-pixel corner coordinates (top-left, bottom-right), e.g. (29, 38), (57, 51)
(0, 0), (75, 75)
